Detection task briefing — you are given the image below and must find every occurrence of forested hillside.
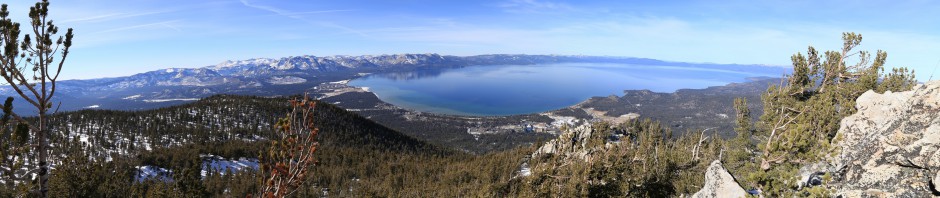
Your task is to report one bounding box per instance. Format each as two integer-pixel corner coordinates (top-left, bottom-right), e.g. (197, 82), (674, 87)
(0, 94), (725, 197)
(2, 95), (470, 196)
(0, 1), (928, 196)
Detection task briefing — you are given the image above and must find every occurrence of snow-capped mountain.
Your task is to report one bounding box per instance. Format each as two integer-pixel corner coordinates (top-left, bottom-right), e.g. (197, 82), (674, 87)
(3, 53), (467, 114)
(1, 53), (785, 115)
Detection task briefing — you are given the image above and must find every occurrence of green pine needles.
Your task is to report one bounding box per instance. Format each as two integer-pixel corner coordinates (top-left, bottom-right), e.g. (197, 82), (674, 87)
(732, 32), (917, 196)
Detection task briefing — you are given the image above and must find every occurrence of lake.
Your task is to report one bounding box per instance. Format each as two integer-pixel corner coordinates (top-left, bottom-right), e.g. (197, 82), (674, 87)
(349, 63), (783, 116)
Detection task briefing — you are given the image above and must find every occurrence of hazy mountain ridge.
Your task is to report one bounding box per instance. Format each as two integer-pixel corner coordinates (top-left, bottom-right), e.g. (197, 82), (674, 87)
(1, 54), (784, 115)
(94, 53), (784, 90)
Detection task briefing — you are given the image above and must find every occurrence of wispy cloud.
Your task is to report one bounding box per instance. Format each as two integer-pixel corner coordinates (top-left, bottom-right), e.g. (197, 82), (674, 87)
(239, 0), (288, 15)
(61, 13), (124, 23)
(50, 0), (940, 82)
(269, 9), (355, 17)
(498, 0), (576, 13)
(239, 0), (367, 37)
(94, 20), (182, 34)
(61, 10), (173, 24)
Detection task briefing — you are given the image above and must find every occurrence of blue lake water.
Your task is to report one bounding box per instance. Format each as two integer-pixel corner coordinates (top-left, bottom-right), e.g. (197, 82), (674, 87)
(349, 63), (782, 116)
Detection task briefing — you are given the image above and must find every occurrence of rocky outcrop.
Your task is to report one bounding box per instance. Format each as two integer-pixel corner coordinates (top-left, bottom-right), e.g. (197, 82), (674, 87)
(691, 160), (747, 198)
(531, 124), (597, 161)
(830, 81), (940, 197)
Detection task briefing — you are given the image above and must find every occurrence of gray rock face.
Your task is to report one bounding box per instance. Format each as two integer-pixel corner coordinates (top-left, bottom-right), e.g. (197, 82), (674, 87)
(531, 124), (596, 161)
(831, 81), (940, 197)
(692, 160), (746, 198)
(797, 163), (828, 190)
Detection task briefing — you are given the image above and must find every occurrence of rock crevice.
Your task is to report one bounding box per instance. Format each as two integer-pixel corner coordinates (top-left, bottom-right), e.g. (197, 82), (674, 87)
(830, 81), (940, 197)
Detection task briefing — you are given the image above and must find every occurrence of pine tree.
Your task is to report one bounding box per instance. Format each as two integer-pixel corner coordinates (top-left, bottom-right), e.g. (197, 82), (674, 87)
(746, 32), (917, 196)
(877, 67), (916, 93)
(723, 97), (759, 188)
(0, 1), (74, 196)
(174, 152), (207, 197)
(0, 97), (31, 196)
(257, 95), (319, 198)
(733, 97), (751, 137)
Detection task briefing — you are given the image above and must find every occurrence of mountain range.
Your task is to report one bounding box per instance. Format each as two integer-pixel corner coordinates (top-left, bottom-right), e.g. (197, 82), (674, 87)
(2, 54), (786, 115)
(4, 52), (929, 197)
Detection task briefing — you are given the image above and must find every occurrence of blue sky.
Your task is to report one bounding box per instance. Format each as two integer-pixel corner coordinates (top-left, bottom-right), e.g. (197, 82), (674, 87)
(4, 0), (939, 81)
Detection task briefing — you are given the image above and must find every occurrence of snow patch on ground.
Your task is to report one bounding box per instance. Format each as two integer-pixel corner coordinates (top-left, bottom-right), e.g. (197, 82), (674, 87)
(137, 166), (171, 181)
(78, 133), (90, 145)
(136, 154), (260, 181)
(513, 162), (532, 179)
(267, 76), (307, 85)
(143, 98), (200, 103)
(201, 154), (260, 177)
(519, 163), (531, 177)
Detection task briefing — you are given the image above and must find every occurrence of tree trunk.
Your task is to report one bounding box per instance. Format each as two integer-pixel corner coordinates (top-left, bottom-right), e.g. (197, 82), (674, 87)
(37, 109), (47, 197)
